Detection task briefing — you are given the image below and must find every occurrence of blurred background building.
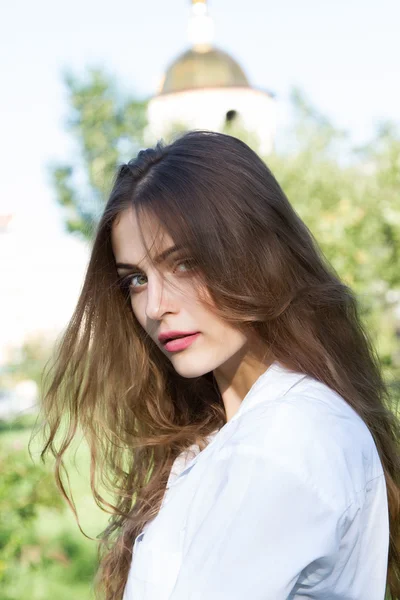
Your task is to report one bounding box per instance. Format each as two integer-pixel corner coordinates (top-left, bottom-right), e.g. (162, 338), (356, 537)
(147, 0), (276, 154)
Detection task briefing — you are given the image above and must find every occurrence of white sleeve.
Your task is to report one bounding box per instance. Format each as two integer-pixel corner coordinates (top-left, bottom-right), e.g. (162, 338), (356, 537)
(169, 444), (347, 600)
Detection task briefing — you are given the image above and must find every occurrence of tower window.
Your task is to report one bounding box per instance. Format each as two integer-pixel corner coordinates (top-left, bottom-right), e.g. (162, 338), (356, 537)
(225, 110), (238, 123)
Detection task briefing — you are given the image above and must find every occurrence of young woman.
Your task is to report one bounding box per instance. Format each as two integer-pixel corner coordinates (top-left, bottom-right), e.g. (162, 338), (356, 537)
(40, 131), (400, 600)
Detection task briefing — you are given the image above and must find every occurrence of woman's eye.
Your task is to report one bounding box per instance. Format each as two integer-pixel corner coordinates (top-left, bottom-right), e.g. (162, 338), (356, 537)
(119, 273), (147, 293)
(131, 273), (147, 287)
(174, 258), (196, 273)
(118, 259), (196, 294)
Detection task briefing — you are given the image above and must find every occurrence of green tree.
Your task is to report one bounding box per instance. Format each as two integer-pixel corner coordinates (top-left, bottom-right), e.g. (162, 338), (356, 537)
(51, 68), (148, 238)
(266, 91), (400, 387)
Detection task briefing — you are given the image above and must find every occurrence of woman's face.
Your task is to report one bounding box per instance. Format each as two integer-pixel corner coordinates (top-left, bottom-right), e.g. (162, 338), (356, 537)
(111, 207), (250, 379)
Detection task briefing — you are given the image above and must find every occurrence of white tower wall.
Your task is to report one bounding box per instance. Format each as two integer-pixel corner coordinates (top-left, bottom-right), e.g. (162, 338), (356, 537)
(147, 87), (276, 155)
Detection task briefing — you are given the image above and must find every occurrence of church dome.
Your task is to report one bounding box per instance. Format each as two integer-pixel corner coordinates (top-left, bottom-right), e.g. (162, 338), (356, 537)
(159, 47), (250, 95)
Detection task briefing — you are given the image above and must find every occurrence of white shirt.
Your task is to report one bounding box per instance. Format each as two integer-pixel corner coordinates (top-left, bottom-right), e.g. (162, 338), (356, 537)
(123, 362), (389, 600)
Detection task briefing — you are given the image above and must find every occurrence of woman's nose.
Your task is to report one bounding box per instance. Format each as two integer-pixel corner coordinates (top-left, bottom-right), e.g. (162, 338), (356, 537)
(145, 277), (171, 320)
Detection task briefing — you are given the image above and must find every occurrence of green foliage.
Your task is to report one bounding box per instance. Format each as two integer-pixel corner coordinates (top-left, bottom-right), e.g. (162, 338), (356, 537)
(266, 93), (400, 387)
(0, 427), (105, 599)
(0, 441), (64, 588)
(51, 68), (148, 237)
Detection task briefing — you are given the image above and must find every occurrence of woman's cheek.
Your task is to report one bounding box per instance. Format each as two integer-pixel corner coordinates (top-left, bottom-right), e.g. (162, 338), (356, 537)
(130, 296), (145, 327)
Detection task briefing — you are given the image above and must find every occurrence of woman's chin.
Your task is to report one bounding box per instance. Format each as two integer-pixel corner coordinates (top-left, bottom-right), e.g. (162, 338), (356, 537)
(171, 362), (211, 379)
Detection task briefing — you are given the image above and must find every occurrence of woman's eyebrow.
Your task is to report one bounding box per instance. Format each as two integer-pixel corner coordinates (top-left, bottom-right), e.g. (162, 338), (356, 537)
(115, 244), (185, 271)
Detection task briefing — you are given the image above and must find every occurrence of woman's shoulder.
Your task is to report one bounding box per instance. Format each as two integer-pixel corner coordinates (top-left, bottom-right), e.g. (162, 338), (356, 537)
(224, 375), (385, 509)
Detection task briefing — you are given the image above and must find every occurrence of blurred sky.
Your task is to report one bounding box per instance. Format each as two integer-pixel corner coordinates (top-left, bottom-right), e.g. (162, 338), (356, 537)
(0, 0), (399, 231)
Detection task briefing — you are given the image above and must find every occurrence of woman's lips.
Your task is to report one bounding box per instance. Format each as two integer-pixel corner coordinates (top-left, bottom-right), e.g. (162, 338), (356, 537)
(164, 333), (200, 352)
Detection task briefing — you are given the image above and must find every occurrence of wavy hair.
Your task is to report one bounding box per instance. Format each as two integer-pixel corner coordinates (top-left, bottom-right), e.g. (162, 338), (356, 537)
(37, 131), (400, 599)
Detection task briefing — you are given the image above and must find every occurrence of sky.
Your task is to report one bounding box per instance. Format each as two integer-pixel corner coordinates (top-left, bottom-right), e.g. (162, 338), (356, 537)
(1, 0), (399, 229)
(0, 0), (399, 358)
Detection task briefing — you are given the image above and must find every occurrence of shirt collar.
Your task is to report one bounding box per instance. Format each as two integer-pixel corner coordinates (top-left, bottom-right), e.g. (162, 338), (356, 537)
(229, 360), (308, 423)
(166, 361), (308, 489)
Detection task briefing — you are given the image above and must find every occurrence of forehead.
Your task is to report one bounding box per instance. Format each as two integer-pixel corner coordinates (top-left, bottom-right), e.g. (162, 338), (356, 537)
(111, 207), (172, 264)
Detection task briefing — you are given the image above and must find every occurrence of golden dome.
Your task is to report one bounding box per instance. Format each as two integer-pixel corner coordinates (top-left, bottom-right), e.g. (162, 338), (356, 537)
(159, 47), (250, 95)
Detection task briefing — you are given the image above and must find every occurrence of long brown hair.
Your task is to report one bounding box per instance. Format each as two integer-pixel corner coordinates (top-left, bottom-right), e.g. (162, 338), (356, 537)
(37, 131), (400, 599)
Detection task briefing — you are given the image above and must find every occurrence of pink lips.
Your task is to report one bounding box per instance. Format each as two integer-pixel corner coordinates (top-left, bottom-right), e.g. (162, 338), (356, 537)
(164, 333), (200, 352)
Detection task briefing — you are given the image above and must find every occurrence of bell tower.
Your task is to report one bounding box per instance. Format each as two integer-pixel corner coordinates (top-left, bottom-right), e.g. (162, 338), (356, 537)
(146, 0), (277, 155)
